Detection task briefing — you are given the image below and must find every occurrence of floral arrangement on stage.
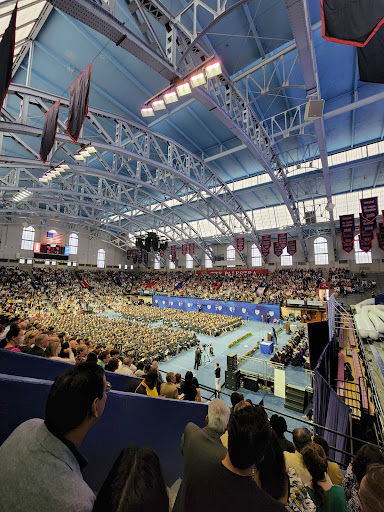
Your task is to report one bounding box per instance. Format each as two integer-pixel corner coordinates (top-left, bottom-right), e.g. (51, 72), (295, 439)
(238, 343), (259, 364)
(228, 332), (252, 348)
(276, 327), (283, 334)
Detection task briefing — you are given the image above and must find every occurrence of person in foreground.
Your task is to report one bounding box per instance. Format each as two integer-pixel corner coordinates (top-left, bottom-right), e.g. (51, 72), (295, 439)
(302, 443), (348, 512)
(358, 463), (384, 512)
(174, 405), (285, 512)
(92, 445), (169, 512)
(0, 363), (108, 512)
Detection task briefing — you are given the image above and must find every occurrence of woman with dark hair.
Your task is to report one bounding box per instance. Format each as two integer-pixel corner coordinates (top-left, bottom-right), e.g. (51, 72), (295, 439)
(105, 358), (120, 373)
(134, 369), (159, 397)
(180, 371), (197, 401)
(302, 443), (347, 512)
(342, 443), (384, 512)
(191, 377), (202, 402)
(270, 414), (295, 453)
(358, 463), (384, 512)
(0, 326), (25, 352)
(313, 435), (343, 485)
(92, 445), (169, 512)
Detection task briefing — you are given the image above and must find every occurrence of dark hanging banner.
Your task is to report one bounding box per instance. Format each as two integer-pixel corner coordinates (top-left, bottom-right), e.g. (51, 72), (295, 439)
(66, 63), (92, 142)
(261, 234), (271, 248)
(379, 222), (384, 236)
(126, 249), (132, 260)
(236, 237), (245, 253)
(132, 251), (138, 264)
(359, 235), (372, 253)
(286, 240), (297, 256)
(358, 25), (384, 84)
(341, 233), (354, 254)
(188, 243), (195, 256)
(170, 245), (177, 262)
(360, 213), (376, 233)
(39, 99), (61, 163)
(0, 4), (17, 113)
(377, 232), (384, 251)
(137, 250), (142, 264)
(274, 242), (283, 257)
(360, 230), (374, 243)
(339, 214), (355, 235)
(320, 0), (384, 47)
(277, 232), (288, 249)
(360, 197), (379, 222)
(181, 244), (187, 256)
(143, 251), (148, 265)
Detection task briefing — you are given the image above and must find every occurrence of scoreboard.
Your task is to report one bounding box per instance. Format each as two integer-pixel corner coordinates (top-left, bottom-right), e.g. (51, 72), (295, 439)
(34, 243), (70, 260)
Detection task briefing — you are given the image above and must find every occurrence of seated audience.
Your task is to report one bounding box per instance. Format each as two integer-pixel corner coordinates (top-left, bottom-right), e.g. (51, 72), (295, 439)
(160, 372), (179, 399)
(313, 435), (343, 485)
(134, 369), (159, 397)
(358, 464), (384, 512)
(134, 361), (145, 377)
(116, 356), (135, 376)
(28, 333), (49, 357)
(191, 377), (203, 402)
(180, 371), (197, 402)
(46, 340), (63, 360)
(97, 350), (110, 369)
(19, 329), (38, 353)
(270, 414), (295, 454)
(302, 443), (348, 512)
(0, 363), (108, 512)
(0, 325), (25, 352)
(92, 445), (169, 512)
(105, 358), (120, 373)
(284, 428), (313, 485)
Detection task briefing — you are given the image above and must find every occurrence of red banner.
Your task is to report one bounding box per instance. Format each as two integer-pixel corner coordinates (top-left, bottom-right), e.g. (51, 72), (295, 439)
(170, 245), (177, 263)
(181, 244), (187, 256)
(79, 280), (89, 289)
(261, 235), (271, 248)
(236, 237), (245, 253)
(274, 242), (283, 257)
(196, 269), (268, 276)
(286, 240), (297, 256)
(339, 214), (355, 235)
(188, 243), (195, 256)
(341, 233), (354, 254)
(360, 197), (378, 222)
(126, 249), (132, 260)
(277, 232), (288, 249)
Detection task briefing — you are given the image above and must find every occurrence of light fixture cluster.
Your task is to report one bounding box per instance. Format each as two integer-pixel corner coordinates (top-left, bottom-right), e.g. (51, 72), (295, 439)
(73, 144), (97, 161)
(13, 189), (32, 202)
(39, 163), (70, 183)
(141, 61), (222, 117)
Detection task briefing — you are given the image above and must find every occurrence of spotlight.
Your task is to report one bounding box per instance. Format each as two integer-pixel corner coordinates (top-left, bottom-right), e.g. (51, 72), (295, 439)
(163, 91), (178, 104)
(152, 99), (166, 111)
(190, 72), (206, 87)
(176, 82), (191, 97)
(59, 164), (70, 170)
(141, 106), (155, 117)
(205, 61), (222, 78)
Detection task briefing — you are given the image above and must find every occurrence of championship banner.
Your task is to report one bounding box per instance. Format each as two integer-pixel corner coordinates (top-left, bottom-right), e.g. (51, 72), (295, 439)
(66, 63), (92, 143)
(341, 233), (354, 254)
(261, 246), (270, 259)
(39, 98), (61, 162)
(360, 214), (376, 233)
(377, 232), (384, 251)
(79, 280), (89, 289)
(359, 235), (372, 253)
(360, 197), (379, 222)
(236, 237), (245, 253)
(159, 250), (164, 258)
(181, 244), (187, 256)
(379, 222), (384, 236)
(126, 249), (132, 260)
(360, 230), (374, 243)
(132, 251), (137, 264)
(188, 243), (195, 256)
(170, 245), (177, 262)
(143, 251), (148, 265)
(274, 242), (283, 257)
(137, 251), (142, 263)
(0, 4), (17, 114)
(339, 214), (355, 235)
(286, 240), (297, 256)
(277, 232), (288, 249)
(261, 234), (271, 248)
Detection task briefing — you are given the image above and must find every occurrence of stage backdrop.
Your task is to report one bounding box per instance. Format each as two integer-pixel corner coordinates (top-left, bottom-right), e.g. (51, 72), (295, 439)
(152, 295), (280, 322)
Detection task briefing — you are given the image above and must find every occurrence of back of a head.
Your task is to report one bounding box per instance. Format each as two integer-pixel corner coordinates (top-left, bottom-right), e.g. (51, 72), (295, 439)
(46, 341), (60, 358)
(99, 350), (109, 362)
(302, 443), (328, 508)
(184, 371), (193, 385)
(353, 444), (384, 484)
(106, 358), (119, 372)
(87, 352), (98, 363)
(175, 373), (181, 383)
(293, 428), (312, 453)
(145, 369), (158, 389)
(136, 361), (144, 371)
(257, 430), (288, 502)
(45, 363), (105, 437)
(313, 435), (330, 458)
(228, 405), (270, 470)
(230, 392), (243, 409)
(166, 372), (174, 383)
(207, 399), (230, 435)
(92, 445), (169, 512)
(269, 415), (287, 439)
(359, 463), (384, 512)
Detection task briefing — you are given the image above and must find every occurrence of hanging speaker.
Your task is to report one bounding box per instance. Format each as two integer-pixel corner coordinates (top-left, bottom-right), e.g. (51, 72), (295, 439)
(304, 99), (325, 120)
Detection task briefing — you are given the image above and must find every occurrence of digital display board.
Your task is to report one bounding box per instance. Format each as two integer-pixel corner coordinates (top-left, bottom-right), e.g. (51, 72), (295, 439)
(34, 243), (69, 260)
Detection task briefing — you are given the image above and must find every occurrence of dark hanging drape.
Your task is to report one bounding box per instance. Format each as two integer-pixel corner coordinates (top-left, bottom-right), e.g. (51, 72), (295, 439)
(39, 99), (61, 162)
(0, 4), (17, 113)
(66, 63), (92, 142)
(357, 26), (384, 84)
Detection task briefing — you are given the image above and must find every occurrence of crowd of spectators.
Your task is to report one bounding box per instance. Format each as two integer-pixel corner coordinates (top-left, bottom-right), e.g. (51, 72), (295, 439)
(263, 269), (323, 303)
(270, 328), (309, 367)
(329, 268), (376, 297)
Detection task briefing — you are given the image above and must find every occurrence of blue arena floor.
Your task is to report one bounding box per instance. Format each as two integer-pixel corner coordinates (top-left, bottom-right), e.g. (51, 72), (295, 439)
(158, 320), (311, 438)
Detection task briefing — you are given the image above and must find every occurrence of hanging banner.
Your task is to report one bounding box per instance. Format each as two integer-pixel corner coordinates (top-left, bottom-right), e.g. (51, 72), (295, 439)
(0, 4), (17, 113)
(339, 214), (355, 235)
(170, 245), (177, 262)
(286, 240), (297, 256)
(359, 235), (372, 253)
(341, 233), (354, 254)
(66, 63), (92, 142)
(188, 243), (195, 256)
(132, 251), (138, 264)
(360, 197), (379, 222)
(261, 247), (270, 259)
(379, 222), (384, 236)
(126, 249), (132, 260)
(39, 98), (61, 163)
(181, 244), (187, 256)
(358, 26), (384, 84)
(274, 242), (283, 257)
(360, 214), (376, 233)
(360, 230), (374, 243)
(277, 232), (288, 249)
(377, 232), (384, 251)
(137, 251), (142, 263)
(261, 234), (271, 248)
(159, 250), (164, 258)
(236, 237), (245, 253)
(143, 251), (148, 265)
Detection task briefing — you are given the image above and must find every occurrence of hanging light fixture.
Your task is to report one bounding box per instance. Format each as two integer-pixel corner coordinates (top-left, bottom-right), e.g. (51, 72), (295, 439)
(190, 72), (206, 87)
(140, 106), (155, 117)
(86, 145), (97, 153)
(79, 149), (91, 157)
(176, 82), (191, 97)
(152, 99), (166, 111)
(74, 154), (85, 161)
(205, 61), (222, 78)
(163, 90), (178, 104)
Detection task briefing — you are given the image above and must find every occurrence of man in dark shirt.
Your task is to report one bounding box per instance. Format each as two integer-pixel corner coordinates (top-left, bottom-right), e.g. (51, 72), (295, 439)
(175, 406), (284, 512)
(28, 333), (49, 357)
(270, 414), (295, 453)
(194, 346), (201, 371)
(214, 363), (221, 397)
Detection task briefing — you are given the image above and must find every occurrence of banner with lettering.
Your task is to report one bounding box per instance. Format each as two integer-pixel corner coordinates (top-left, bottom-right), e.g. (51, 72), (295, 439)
(181, 244), (188, 256)
(274, 242), (283, 257)
(339, 214), (355, 235)
(360, 231), (374, 243)
(359, 235), (372, 253)
(341, 233), (354, 254)
(170, 245), (177, 262)
(137, 250), (142, 263)
(261, 235), (271, 259)
(126, 249), (132, 260)
(286, 240), (297, 256)
(236, 237), (245, 253)
(360, 214), (376, 233)
(379, 222), (384, 236)
(132, 251), (138, 264)
(377, 232), (384, 251)
(360, 197), (378, 223)
(188, 243), (195, 256)
(277, 232), (288, 249)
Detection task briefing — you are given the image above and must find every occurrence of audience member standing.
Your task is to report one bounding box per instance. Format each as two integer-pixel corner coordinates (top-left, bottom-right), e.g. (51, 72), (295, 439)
(284, 428), (313, 484)
(194, 345), (201, 371)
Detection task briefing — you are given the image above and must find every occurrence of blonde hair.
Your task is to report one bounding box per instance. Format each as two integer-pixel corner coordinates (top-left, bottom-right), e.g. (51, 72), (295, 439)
(46, 341), (61, 358)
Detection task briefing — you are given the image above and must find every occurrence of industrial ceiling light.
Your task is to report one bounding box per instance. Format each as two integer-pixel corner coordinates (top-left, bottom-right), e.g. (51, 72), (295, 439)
(190, 72), (206, 87)
(59, 163), (70, 169)
(86, 145), (97, 153)
(39, 177), (49, 182)
(74, 154), (85, 161)
(176, 82), (191, 97)
(205, 61), (222, 78)
(13, 189), (31, 201)
(79, 149), (90, 157)
(163, 90), (178, 104)
(140, 106), (155, 117)
(152, 99), (166, 111)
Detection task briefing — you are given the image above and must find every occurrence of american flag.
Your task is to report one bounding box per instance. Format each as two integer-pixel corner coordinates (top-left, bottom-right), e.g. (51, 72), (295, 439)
(46, 231), (63, 244)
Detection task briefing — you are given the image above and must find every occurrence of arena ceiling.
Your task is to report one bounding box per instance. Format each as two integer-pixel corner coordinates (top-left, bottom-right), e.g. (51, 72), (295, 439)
(0, 0), (384, 262)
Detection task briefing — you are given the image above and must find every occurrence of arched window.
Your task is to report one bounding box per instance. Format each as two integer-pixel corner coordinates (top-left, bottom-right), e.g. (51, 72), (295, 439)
(21, 226), (35, 250)
(97, 249), (105, 268)
(252, 244), (262, 267)
(205, 252), (213, 269)
(186, 253), (193, 269)
(354, 234), (372, 264)
(314, 237), (329, 265)
(281, 247), (292, 266)
(227, 245), (235, 268)
(154, 253), (161, 269)
(69, 233), (78, 255)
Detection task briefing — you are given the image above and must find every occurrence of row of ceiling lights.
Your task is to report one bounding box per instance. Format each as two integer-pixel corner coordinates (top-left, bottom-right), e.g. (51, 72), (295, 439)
(38, 145), (97, 182)
(141, 61), (222, 117)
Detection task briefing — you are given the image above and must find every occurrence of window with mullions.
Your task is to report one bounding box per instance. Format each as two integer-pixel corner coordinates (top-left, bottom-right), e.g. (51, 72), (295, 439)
(227, 245), (235, 268)
(281, 247), (292, 266)
(354, 234), (372, 264)
(314, 237), (329, 265)
(251, 244), (262, 267)
(205, 252), (213, 268)
(69, 233), (78, 255)
(186, 253), (193, 269)
(21, 226), (35, 250)
(97, 249), (105, 268)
